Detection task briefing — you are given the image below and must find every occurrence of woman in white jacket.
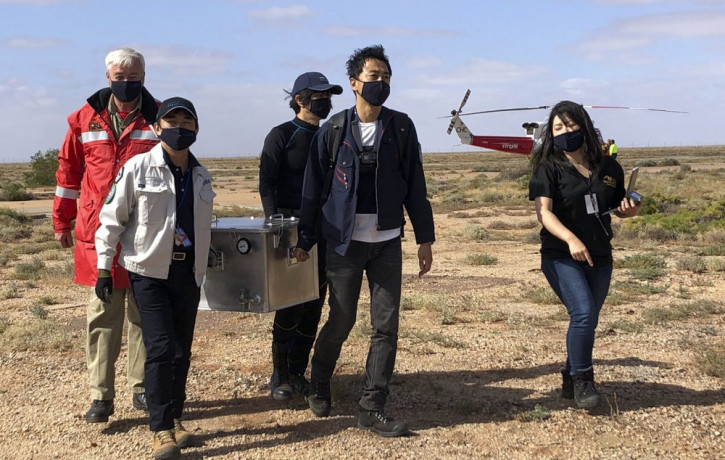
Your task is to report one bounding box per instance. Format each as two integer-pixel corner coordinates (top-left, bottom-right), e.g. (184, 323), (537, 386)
(95, 97), (214, 460)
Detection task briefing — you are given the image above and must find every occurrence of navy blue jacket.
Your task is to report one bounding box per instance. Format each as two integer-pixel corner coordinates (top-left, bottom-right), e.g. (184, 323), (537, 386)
(297, 107), (435, 256)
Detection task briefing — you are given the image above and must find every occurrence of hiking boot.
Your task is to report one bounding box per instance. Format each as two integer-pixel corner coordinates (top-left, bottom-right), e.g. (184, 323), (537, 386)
(173, 419), (192, 448)
(85, 400), (114, 423)
(357, 408), (410, 437)
(270, 342), (292, 401)
(573, 368), (601, 409)
(306, 379), (331, 417)
(152, 429), (181, 459)
(290, 373), (310, 397)
(132, 392), (149, 413)
(560, 368), (574, 400)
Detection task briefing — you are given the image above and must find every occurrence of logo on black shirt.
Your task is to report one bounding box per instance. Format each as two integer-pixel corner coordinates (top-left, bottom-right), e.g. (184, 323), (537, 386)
(603, 175), (616, 188)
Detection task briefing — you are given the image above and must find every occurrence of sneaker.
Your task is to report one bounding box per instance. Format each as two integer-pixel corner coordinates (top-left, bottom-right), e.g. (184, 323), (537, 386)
(306, 380), (331, 417)
(290, 373), (310, 397)
(132, 392), (149, 413)
(560, 369), (574, 400)
(152, 429), (181, 459)
(357, 408), (410, 437)
(85, 400), (114, 423)
(573, 369), (601, 409)
(173, 419), (192, 448)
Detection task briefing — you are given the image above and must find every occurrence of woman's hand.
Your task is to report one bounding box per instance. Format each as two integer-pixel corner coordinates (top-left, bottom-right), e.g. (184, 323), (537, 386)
(616, 197), (642, 218)
(567, 236), (593, 267)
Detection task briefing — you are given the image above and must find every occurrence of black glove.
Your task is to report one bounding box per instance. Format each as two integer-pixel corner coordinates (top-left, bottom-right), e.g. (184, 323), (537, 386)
(95, 269), (113, 304)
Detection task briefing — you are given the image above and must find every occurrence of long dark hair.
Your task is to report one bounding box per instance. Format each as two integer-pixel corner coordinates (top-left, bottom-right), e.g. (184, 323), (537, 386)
(530, 101), (603, 175)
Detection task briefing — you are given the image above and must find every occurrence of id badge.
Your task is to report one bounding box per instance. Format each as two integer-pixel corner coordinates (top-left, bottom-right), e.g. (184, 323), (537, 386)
(175, 227), (193, 248)
(585, 194), (599, 214)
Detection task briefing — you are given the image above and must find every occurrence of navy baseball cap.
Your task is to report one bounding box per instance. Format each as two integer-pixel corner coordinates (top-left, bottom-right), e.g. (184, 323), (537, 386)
(156, 97), (198, 122)
(291, 72), (343, 97)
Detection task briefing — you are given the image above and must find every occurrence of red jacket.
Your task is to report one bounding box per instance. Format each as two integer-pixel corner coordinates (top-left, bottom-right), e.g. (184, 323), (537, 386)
(53, 87), (159, 287)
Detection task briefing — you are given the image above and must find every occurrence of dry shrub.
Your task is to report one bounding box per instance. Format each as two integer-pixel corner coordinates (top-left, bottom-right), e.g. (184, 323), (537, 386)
(676, 255), (707, 273)
(0, 318), (75, 352)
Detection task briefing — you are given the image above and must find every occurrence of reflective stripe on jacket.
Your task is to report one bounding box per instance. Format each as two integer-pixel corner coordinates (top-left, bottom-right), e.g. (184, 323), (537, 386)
(53, 87), (159, 287)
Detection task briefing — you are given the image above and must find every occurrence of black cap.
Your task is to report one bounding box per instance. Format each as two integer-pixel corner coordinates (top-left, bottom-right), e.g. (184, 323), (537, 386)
(291, 72), (343, 97)
(156, 97), (197, 123)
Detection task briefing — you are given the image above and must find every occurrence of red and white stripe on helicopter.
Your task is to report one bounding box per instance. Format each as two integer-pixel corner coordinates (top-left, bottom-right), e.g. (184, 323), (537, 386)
(446, 89), (686, 156)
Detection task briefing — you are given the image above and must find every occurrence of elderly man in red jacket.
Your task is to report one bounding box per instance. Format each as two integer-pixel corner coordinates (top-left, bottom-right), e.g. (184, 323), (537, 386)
(53, 47), (159, 423)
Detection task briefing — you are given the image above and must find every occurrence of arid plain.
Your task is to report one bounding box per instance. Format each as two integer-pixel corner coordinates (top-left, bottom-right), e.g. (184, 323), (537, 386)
(0, 147), (723, 459)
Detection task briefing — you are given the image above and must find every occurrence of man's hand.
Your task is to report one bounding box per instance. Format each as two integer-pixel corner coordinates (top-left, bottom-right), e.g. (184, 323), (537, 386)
(95, 269), (113, 304)
(55, 231), (73, 248)
(418, 242), (433, 277)
(293, 247), (310, 263)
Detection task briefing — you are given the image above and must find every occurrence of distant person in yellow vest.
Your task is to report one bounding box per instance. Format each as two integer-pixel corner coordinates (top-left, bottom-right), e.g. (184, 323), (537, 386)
(608, 139), (618, 160)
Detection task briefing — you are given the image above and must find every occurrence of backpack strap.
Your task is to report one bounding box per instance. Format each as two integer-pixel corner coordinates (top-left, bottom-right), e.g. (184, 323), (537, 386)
(321, 110), (348, 204)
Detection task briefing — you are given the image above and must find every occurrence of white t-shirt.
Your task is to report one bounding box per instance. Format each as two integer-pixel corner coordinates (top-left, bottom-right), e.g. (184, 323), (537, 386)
(351, 120), (401, 243)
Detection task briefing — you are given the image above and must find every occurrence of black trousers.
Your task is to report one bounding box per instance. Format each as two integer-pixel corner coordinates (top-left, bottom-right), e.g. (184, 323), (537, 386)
(129, 259), (199, 432)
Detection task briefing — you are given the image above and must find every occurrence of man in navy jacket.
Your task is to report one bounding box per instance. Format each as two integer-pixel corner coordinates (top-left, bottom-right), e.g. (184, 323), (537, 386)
(294, 44), (435, 438)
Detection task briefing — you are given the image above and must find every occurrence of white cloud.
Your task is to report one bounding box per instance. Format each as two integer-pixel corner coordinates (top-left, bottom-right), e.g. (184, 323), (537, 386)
(323, 25), (457, 38)
(248, 5), (312, 21)
(620, 11), (725, 38)
(419, 59), (547, 86)
(0, 0), (79, 4)
(560, 78), (611, 97)
(405, 57), (442, 69)
(137, 45), (235, 74)
(3, 36), (64, 48)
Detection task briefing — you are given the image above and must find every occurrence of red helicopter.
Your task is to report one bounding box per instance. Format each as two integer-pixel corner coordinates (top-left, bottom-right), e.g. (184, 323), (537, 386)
(446, 89), (687, 156)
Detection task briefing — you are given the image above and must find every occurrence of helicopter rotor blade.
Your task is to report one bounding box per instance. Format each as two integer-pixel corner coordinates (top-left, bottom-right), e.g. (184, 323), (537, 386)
(458, 106), (551, 116)
(447, 89), (471, 134)
(584, 105), (688, 114)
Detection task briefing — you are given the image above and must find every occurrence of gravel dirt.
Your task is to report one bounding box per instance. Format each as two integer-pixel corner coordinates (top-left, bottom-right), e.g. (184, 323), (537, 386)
(0, 151), (723, 460)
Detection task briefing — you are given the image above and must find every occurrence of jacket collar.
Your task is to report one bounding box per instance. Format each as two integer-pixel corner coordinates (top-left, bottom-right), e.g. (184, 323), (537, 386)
(87, 87), (159, 124)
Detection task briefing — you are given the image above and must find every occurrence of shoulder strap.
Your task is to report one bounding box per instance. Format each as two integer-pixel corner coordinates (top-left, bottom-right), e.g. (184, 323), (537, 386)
(321, 110), (348, 206)
(326, 110), (347, 166)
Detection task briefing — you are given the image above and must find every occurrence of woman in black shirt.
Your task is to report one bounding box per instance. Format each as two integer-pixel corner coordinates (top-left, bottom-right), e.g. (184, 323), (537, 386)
(529, 101), (641, 408)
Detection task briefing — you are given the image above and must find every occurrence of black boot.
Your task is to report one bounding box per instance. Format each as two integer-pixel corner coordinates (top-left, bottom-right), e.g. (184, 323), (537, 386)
(270, 342), (292, 401)
(560, 368), (574, 400)
(573, 368), (601, 408)
(306, 379), (331, 417)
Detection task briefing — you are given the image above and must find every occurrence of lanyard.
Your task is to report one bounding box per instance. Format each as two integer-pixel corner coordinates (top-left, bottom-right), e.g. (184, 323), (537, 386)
(583, 171), (610, 237)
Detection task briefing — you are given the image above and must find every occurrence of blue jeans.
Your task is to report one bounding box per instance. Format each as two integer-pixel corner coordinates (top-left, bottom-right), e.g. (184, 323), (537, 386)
(311, 237), (402, 411)
(541, 258), (612, 375)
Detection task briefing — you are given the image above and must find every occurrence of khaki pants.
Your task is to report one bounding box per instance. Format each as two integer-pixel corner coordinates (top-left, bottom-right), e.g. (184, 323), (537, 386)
(87, 287), (146, 401)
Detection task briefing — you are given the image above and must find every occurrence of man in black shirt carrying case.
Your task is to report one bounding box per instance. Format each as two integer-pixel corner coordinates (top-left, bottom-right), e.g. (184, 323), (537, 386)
(259, 72), (342, 401)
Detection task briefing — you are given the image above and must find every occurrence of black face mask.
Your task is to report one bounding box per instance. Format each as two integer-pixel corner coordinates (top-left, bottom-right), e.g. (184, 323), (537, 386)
(358, 80), (390, 106)
(160, 128), (196, 151)
(110, 80), (143, 102)
(309, 98), (332, 119)
(553, 130), (584, 152)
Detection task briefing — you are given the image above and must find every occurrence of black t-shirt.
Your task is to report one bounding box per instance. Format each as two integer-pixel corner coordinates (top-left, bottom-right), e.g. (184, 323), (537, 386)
(259, 118), (319, 216)
(529, 155), (625, 265)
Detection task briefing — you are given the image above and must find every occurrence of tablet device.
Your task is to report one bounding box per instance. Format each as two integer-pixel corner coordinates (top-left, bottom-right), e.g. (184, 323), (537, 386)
(603, 167), (639, 214)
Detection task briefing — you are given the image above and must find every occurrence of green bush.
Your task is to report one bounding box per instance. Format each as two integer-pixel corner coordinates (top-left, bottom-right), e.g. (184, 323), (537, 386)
(0, 182), (33, 201)
(24, 148), (59, 187)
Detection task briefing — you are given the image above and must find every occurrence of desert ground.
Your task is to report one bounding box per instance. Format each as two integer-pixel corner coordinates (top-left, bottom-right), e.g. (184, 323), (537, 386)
(0, 147), (723, 459)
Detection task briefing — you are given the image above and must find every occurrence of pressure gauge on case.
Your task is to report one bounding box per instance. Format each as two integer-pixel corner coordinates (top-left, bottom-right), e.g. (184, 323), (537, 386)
(236, 238), (251, 255)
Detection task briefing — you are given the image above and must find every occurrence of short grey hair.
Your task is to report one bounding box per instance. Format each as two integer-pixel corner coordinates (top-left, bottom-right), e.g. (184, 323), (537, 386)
(105, 47), (145, 71)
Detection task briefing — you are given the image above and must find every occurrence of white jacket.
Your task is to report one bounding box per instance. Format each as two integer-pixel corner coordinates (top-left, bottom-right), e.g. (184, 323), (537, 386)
(96, 144), (215, 286)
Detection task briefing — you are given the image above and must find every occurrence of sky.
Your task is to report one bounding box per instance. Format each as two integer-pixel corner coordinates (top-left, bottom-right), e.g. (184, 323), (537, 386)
(1, 0), (724, 163)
